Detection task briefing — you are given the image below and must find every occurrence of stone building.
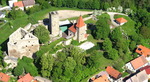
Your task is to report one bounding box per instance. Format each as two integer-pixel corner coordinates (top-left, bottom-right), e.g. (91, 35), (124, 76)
(7, 28), (39, 58)
(68, 16), (88, 42)
(49, 11), (88, 42)
(49, 11), (60, 36)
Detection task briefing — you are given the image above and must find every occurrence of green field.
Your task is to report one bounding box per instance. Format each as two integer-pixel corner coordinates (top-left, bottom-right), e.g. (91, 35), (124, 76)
(0, 7), (92, 45)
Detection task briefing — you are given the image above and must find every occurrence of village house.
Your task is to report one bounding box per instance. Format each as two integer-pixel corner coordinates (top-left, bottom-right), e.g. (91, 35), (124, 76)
(0, 72), (10, 82)
(125, 70), (148, 82)
(136, 45), (150, 57)
(125, 56), (148, 73)
(140, 65), (150, 78)
(7, 28), (39, 58)
(89, 71), (110, 82)
(18, 73), (37, 82)
(13, 0), (35, 10)
(106, 66), (122, 80)
(115, 17), (127, 25)
(13, 1), (24, 10)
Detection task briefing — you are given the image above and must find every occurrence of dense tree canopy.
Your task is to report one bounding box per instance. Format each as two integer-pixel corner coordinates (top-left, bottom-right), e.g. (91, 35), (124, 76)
(94, 14), (110, 39)
(34, 25), (50, 44)
(13, 56), (38, 76)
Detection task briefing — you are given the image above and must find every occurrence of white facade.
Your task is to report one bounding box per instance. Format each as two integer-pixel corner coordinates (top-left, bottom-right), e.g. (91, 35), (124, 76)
(0, 14), (5, 18)
(125, 62), (148, 73)
(9, 0), (18, 7)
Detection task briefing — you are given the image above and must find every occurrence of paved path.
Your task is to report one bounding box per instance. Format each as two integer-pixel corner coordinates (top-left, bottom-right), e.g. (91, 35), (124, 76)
(107, 12), (128, 28)
(34, 76), (52, 82)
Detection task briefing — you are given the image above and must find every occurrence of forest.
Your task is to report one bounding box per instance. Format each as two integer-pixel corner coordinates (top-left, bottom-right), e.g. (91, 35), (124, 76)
(0, 0), (149, 82)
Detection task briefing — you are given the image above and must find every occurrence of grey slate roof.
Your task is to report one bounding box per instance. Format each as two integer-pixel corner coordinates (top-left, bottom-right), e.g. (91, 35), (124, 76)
(22, 0), (35, 6)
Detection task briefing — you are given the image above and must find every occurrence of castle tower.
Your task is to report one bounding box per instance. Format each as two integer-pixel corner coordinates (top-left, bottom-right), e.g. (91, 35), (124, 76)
(75, 16), (87, 42)
(49, 11), (60, 36)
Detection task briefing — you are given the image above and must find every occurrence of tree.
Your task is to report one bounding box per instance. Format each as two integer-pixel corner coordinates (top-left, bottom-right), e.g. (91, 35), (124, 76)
(108, 48), (119, 60)
(110, 27), (122, 41)
(63, 57), (76, 79)
(94, 14), (110, 39)
(40, 53), (54, 78)
(13, 65), (24, 76)
(102, 38), (112, 51)
(85, 0), (92, 9)
(87, 51), (103, 68)
(26, 5), (42, 15)
(77, 0), (85, 9)
(92, 0), (100, 9)
(140, 26), (150, 39)
(8, 7), (27, 19)
(34, 25), (50, 44)
(13, 56), (38, 76)
(129, 41), (136, 51)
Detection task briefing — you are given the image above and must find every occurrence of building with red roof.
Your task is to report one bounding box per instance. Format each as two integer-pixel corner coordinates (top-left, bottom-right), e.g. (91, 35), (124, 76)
(140, 65), (150, 74)
(136, 45), (150, 57)
(125, 70), (148, 82)
(68, 16), (87, 42)
(13, 1), (24, 10)
(0, 72), (10, 82)
(115, 17), (127, 25)
(17, 73), (34, 82)
(106, 66), (122, 79)
(91, 74), (110, 82)
(125, 56), (148, 72)
(76, 16), (85, 28)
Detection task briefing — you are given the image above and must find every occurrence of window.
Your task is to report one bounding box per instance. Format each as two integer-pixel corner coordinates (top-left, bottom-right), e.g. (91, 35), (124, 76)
(138, 48), (142, 51)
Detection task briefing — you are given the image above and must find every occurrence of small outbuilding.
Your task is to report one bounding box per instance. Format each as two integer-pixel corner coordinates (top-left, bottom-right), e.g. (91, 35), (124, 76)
(115, 17), (127, 25)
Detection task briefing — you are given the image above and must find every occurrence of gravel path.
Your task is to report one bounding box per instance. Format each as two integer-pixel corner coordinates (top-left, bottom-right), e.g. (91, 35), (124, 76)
(45, 10), (92, 20)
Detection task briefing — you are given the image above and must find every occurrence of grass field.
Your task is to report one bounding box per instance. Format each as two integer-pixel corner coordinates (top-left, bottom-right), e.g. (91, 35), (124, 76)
(114, 15), (136, 36)
(0, 7), (92, 45)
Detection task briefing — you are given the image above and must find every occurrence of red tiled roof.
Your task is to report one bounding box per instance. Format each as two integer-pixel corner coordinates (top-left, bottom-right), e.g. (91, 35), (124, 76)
(130, 56), (148, 70)
(68, 25), (76, 33)
(17, 73), (33, 82)
(0, 72), (10, 82)
(140, 65), (150, 74)
(136, 45), (150, 57)
(106, 66), (121, 79)
(76, 16), (85, 28)
(14, 1), (24, 7)
(93, 74), (110, 82)
(116, 17), (127, 23)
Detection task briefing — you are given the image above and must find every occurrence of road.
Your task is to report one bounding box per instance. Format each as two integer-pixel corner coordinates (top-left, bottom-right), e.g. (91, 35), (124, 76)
(107, 12), (128, 28)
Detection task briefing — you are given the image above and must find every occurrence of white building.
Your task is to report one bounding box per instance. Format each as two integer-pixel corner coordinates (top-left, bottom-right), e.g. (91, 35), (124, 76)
(8, 0), (18, 7)
(125, 56), (148, 73)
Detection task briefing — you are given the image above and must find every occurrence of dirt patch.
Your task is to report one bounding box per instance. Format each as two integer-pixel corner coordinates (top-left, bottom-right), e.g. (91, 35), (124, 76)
(45, 10), (92, 20)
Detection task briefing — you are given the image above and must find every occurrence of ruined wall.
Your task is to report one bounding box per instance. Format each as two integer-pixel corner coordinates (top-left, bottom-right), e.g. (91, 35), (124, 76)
(7, 28), (39, 58)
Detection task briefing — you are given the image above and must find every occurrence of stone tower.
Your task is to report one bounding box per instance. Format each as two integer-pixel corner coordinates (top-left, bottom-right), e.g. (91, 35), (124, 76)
(49, 11), (60, 36)
(76, 16), (87, 42)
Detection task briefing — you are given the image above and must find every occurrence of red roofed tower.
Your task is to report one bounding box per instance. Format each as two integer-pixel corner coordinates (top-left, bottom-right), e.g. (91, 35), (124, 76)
(75, 16), (87, 42)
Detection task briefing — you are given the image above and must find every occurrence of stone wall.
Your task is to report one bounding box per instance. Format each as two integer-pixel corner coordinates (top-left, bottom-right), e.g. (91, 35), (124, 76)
(49, 11), (60, 36)
(7, 28), (39, 58)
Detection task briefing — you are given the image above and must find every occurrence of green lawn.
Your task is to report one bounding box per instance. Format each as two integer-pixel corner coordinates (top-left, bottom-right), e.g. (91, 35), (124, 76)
(62, 14), (90, 21)
(114, 15), (136, 36)
(0, 7), (93, 45)
(85, 18), (96, 24)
